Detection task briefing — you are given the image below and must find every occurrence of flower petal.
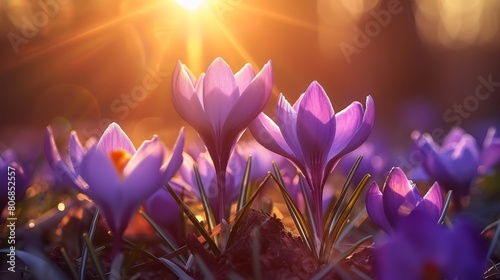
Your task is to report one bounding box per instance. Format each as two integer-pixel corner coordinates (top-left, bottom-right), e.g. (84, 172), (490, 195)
(249, 113), (295, 161)
(296, 81), (336, 162)
(440, 135), (480, 190)
(276, 94), (304, 162)
(366, 182), (392, 233)
(411, 182), (443, 223)
(203, 57), (239, 130)
(97, 123), (136, 155)
(412, 132), (454, 185)
(328, 101), (364, 157)
(224, 60), (273, 140)
(69, 131), (85, 174)
(44, 126), (87, 190)
(79, 147), (120, 200)
(480, 128), (500, 173)
(382, 167), (421, 226)
(441, 127), (466, 150)
(331, 96), (375, 159)
(160, 127), (185, 183)
(171, 61), (210, 131)
(234, 63), (255, 94)
(121, 141), (165, 199)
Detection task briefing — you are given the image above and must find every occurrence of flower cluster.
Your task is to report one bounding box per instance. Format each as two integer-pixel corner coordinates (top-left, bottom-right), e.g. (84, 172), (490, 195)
(2, 57), (495, 279)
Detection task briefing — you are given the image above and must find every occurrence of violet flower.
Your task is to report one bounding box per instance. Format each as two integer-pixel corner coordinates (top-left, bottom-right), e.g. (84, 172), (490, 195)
(45, 123), (184, 254)
(1, 149), (30, 213)
(171, 57), (273, 221)
(374, 214), (487, 280)
(171, 149), (250, 221)
(365, 167), (443, 234)
(249, 81), (374, 237)
(412, 127), (500, 205)
(144, 188), (183, 244)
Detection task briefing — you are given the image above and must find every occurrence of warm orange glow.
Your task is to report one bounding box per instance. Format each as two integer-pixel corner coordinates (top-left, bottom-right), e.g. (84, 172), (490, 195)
(110, 149), (132, 175)
(175, 0), (205, 11)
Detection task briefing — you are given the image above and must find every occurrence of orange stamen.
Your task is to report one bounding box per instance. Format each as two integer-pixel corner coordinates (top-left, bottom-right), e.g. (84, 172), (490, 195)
(110, 149), (132, 175)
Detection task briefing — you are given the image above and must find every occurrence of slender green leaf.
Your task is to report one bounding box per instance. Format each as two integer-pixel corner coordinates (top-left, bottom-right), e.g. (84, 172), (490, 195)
(482, 219), (500, 235)
(140, 210), (178, 251)
(79, 207), (100, 280)
(193, 163), (217, 232)
(237, 155), (253, 211)
(298, 171), (316, 237)
(108, 231), (179, 272)
(227, 174), (272, 246)
(488, 215), (500, 259)
(82, 233), (106, 280)
(272, 163), (316, 257)
(438, 190), (453, 225)
(159, 258), (195, 280)
(311, 235), (372, 280)
(323, 174), (371, 261)
(165, 184), (220, 255)
(336, 208), (367, 244)
(323, 155), (363, 236)
(60, 247), (78, 280)
(139, 210), (186, 264)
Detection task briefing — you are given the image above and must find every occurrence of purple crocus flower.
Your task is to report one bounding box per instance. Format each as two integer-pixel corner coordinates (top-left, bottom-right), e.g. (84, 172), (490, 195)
(249, 81), (374, 237)
(1, 149), (30, 213)
(171, 57), (273, 221)
(412, 127), (500, 205)
(170, 150), (243, 221)
(144, 187), (183, 244)
(374, 214), (487, 280)
(365, 167), (443, 234)
(45, 123), (184, 253)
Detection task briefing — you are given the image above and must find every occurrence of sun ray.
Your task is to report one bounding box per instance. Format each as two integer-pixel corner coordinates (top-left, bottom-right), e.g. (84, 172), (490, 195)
(210, 13), (281, 100)
(1, 1), (167, 72)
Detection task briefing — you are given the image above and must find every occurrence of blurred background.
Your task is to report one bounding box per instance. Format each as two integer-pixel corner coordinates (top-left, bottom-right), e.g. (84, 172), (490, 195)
(1, 0), (500, 166)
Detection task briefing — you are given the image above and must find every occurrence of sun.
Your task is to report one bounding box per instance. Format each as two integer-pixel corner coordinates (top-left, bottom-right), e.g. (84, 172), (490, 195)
(175, 0), (205, 10)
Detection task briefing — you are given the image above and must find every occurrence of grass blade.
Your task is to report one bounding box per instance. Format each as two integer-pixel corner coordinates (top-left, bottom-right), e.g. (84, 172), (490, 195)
(108, 231), (182, 273)
(79, 207), (100, 280)
(82, 233), (106, 280)
(323, 156), (363, 234)
(193, 163), (217, 232)
(227, 174), (272, 246)
(139, 210), (184, 263)
(236, 155), (253, 211)
(438, 190), (453, 224)
(60, 247), (78, 280)
(311, 235), (372, 280)
(336, 208), (367, 244)
(272, 163), (316, 257)
(488, 215), (500, 260)
(165, 183), (220, 255)
(159, 258), (195, 280)
(298, 171), (316, 237)
(323, 174), (371, 261)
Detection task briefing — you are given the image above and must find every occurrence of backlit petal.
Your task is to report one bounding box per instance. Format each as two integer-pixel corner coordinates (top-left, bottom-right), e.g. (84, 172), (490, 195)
(203, 57), (239, 129)
(366, 182), (392, 233)
(97, 123), (136, 155)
